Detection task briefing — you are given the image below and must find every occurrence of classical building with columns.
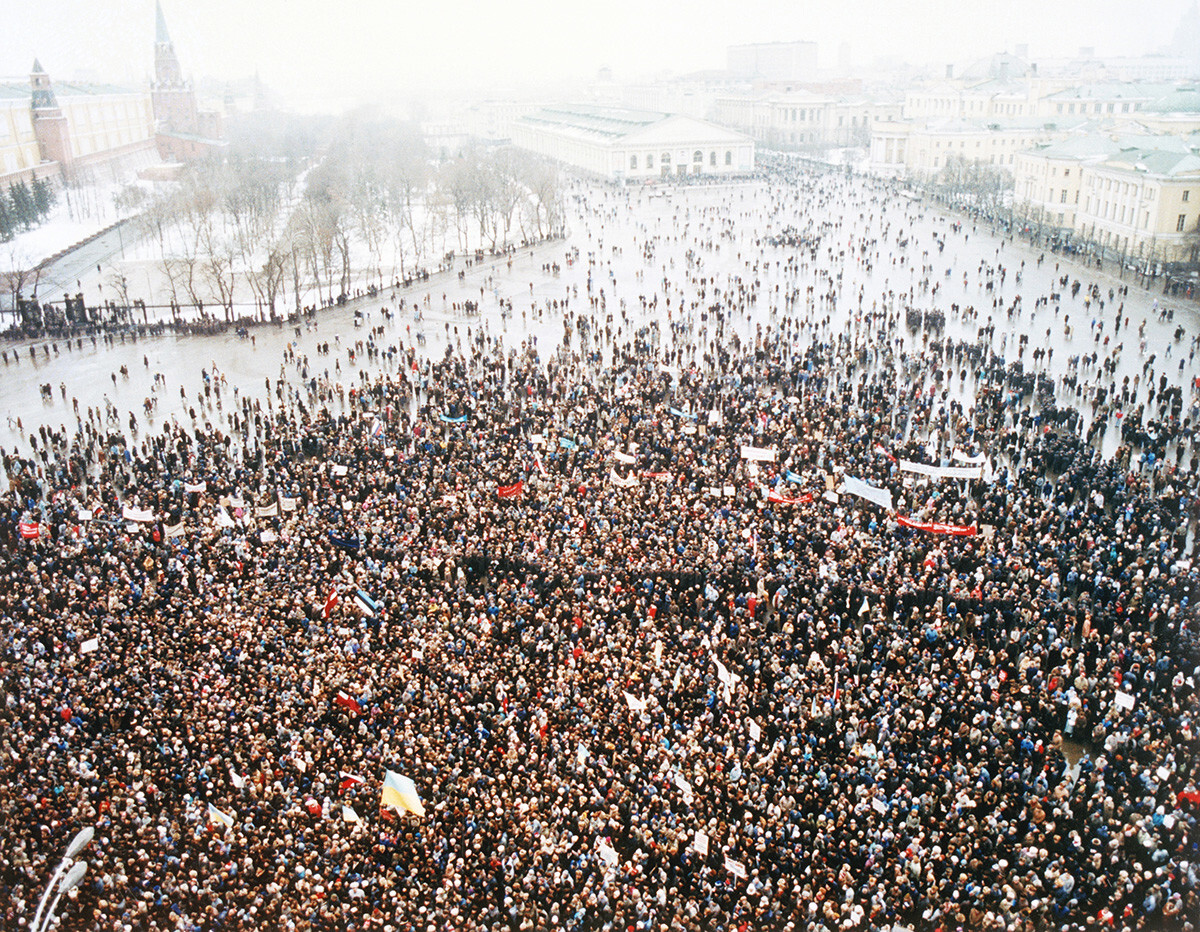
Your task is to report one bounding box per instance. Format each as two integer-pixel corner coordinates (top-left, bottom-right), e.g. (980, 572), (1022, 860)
(512, 105), (754, 182)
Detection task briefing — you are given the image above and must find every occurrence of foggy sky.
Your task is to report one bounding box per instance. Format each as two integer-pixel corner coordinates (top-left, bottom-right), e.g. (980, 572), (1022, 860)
(2, 0), (1192, 110)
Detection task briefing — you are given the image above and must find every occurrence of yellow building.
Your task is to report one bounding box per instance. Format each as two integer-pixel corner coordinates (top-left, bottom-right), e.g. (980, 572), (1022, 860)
(870, 118), (1054, 177)
(0, 62), (155, 187)
(1013, 136), (1122, 235)
(1076, 147), (1200, 268)
(1014, 133), (1200, 267)
(0, 85), (42, 180)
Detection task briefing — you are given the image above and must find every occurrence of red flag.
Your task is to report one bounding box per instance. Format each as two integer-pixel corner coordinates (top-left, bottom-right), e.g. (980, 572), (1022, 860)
(18, 522), (40, 540)
(896, 516), (977, 536)
(339, 772), (365, 792)
(323, 588), (339, 619)
(305, 797), (322, 816)
(334, 691), (362, 715)
(497, 481), (523, 499)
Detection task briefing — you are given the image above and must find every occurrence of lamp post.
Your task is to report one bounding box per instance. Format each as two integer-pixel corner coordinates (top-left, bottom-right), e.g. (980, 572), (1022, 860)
(38, 860), (87, 932)
(29, 826), (93, 932)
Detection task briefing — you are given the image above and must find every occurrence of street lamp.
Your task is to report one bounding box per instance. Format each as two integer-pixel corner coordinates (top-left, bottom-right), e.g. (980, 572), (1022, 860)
(38, 861), (87, 932)
(29, 827), (93, 932)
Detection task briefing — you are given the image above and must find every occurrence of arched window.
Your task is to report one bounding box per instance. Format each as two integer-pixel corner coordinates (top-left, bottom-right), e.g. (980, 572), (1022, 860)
(710, 151), (717, 166)
(661, 152), (671, 165)
(725, 151), (732, 166)
(630, 154), (638, 170)
(646, 154), (653, 169)
(693, 150), (703, 164)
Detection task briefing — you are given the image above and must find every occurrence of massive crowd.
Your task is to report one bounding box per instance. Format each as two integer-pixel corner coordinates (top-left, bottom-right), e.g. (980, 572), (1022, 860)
(1, 164), (1199, 932)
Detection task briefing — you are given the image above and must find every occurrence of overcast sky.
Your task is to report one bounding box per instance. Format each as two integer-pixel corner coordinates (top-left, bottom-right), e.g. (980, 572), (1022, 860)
(1, 0), (1192, 109)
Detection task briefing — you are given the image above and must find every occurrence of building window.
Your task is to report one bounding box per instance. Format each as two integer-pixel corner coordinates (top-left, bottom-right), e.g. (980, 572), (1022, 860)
(661, 152), (671, 165)
(693, 150), (703, 164)
(630, 154), (638, 170)
(646, 154), (653, 169)
(710, 151), (717, 166)
(1184, 190), (1190, 202)
(1179, 214), (1188, 232)
(1061, 190), (1068, 203)
(725, 151), (732, 166)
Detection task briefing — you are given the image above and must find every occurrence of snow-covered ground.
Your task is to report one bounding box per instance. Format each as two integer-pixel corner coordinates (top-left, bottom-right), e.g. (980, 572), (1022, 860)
(1, 170), (1196, 483)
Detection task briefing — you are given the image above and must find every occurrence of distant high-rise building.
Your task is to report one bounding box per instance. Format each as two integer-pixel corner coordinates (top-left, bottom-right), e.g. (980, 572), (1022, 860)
(727, 42), (818, 82)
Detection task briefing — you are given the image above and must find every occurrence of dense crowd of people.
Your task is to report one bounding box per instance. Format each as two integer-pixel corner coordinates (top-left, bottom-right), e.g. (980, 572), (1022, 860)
(1, 165), (1198, 932)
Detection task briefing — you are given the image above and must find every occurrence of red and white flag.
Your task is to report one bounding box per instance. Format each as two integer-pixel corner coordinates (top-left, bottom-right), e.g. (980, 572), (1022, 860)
(334, 691), (362, 715)
(338, 772), (365, 792)
(323, 587), (339, 619)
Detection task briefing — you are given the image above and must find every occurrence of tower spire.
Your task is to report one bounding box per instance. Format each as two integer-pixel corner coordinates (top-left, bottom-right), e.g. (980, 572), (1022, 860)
(156, 1), (172, 46)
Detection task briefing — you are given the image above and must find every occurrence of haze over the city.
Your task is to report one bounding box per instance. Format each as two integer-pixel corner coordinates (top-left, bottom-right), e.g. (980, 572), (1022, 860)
(3, 0), (1197, 109)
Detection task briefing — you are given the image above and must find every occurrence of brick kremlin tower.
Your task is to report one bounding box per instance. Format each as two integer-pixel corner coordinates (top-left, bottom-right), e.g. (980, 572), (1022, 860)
(150, 1), (225, 162)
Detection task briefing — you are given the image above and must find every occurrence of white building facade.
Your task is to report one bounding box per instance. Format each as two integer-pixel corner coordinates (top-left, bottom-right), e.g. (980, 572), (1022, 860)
(512, 105), (755, 182)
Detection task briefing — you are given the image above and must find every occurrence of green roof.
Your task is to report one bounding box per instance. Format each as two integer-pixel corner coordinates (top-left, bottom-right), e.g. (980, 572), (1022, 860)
(1145, 87), (1200, 114)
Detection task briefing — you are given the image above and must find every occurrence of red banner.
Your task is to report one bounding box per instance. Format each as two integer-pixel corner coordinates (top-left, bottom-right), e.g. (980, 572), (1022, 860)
(896, 516), (977, 536)
(18, 522), (40, 540)
(768, 491), (813, 506)
(497, 481), (524, 499)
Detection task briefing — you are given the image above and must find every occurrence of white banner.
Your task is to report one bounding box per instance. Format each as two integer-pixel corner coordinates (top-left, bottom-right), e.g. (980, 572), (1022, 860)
(281, 497), (298, 513)
(898, 459), (983, 481)
(609, 469), (640, 488)
(740, 445), (776, 462)
(613, 451), (636, 464)
(951, 449), (987, 466)
(839, 476), (893, 511)
(597, 839), (619, 868)
(121, 505), (155, 523)
(183, 482), (207, 493)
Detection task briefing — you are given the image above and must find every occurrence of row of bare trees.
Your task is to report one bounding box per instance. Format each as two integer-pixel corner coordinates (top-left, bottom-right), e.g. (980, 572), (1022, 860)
(132, 114), (564, 321)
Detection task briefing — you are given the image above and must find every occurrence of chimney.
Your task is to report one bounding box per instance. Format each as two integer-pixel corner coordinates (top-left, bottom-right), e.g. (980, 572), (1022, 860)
(1031, 62), (1038, 76)
(999, 60), (1010, 82)
(946, 64), (954, 79)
